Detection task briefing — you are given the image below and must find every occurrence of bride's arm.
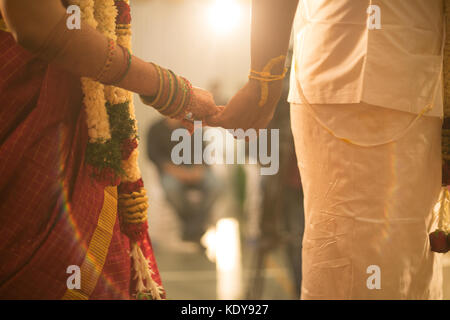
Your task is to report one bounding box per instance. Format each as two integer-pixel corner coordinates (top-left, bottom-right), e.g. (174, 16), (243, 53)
(0, 0), (158, 97)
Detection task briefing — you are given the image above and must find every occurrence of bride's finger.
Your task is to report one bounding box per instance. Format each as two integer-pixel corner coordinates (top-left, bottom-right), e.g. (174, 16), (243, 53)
(180, 119), (195, 135)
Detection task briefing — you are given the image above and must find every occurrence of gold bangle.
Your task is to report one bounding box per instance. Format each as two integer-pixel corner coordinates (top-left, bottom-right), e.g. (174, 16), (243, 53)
(158, 69), (177, 113)
(142, 62), (164, 107)
(167, 78), (189, 118)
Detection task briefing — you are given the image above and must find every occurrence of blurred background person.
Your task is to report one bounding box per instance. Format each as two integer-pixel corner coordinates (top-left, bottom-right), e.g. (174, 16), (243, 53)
(147, 118), (221, 245)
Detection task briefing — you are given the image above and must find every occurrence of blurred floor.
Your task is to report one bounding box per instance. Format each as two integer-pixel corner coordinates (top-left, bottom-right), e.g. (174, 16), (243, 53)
(155, 244), (295, 300)
(157, 248), (217, 300)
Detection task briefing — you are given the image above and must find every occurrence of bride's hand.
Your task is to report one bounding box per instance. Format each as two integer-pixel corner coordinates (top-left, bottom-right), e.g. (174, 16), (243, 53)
(176, 87), (223, 133)
(181, 87), (222, 120)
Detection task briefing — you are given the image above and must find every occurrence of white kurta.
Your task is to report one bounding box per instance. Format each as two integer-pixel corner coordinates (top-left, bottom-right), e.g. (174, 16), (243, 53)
(288, 0), (444, 117)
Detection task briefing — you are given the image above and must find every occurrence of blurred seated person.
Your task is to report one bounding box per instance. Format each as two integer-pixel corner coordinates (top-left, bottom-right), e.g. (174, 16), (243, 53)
(147, 118), (220, 243)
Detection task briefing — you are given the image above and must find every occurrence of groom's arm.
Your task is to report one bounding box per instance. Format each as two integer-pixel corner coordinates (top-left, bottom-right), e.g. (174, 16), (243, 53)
(250, 0), (299, 74)
(207, 0), (299, 130)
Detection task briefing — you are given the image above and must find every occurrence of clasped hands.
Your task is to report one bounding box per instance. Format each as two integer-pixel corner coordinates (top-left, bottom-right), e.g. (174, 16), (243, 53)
(167, 79), (284, 133)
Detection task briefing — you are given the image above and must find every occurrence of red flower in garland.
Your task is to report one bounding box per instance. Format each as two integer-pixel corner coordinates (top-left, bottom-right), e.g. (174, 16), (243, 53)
(119, 178), (144, 194)
(121, 138), (138, 160)
(429, 230), (449, 253)
(119, 220), (149, 242)
(115, 0), (131, 25)
(90, 166), (121, 188)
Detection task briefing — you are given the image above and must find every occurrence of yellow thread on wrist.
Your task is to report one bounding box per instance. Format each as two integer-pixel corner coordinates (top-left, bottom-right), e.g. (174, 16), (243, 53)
(249, 55), (287, 107)
(249, 72), (287, 82)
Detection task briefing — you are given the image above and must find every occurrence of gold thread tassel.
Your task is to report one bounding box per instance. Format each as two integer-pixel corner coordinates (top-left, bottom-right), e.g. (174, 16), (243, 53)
(131, 242), (164, 300)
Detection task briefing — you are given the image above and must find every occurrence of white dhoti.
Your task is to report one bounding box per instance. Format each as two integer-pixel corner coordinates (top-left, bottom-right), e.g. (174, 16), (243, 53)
(290, 102), (443, 299)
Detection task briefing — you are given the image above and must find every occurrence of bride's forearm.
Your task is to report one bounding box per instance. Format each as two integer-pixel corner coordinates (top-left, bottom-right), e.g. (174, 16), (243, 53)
(0, 0), (159, 97)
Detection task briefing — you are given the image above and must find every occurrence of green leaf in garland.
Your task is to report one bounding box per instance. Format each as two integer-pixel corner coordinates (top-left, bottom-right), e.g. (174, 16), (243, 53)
(85, 139), (124, 175)
(86, 101), (138, 179)
(106, 102), (137, 141)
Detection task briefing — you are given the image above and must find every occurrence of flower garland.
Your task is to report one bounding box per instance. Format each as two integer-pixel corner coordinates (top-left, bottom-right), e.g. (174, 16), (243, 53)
(69, 0), (164, 299)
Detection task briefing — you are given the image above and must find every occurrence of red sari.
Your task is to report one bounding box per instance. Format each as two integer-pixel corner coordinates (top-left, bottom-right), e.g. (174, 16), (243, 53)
(0, 30), (161, 299)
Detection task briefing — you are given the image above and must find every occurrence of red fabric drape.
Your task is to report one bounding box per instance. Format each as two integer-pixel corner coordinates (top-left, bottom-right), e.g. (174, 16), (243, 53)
(0, 31), (160, 299)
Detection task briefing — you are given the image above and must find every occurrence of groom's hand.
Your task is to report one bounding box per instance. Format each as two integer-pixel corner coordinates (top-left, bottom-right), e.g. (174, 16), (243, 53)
(205, 79), (283, 130)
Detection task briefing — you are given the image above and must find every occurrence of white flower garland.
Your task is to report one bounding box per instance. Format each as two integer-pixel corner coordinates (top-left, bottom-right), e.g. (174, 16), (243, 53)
(68, 0), (162, 299)
(70, 0), (140, 180)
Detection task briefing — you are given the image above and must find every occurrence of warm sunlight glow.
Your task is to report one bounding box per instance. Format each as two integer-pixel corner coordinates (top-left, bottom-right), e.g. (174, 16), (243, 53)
(208, 0), (242, 35)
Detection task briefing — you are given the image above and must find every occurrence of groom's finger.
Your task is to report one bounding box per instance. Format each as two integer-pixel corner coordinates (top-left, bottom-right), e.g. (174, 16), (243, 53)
(251, 114), (272, 130)
(205, 106), (226, 127)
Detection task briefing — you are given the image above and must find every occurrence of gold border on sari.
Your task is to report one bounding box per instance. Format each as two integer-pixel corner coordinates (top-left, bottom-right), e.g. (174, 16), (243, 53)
(0, 18), (9, 33)
(62, 186), (118, 300)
